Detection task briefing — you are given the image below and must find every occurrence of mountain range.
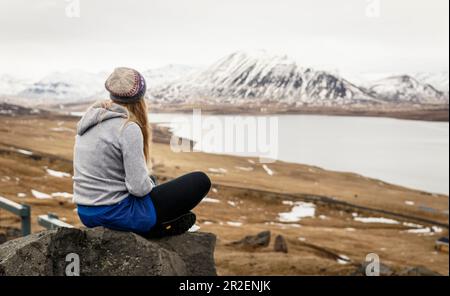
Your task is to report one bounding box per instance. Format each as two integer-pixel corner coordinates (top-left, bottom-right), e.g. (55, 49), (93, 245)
(0, 51), (448, 107)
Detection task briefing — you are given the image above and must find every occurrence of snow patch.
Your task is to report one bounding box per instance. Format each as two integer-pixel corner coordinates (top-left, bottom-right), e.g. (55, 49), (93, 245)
(46, 169), (71, 178)
(226, 221), (243, 227)
(337, 255), (351, 265)
(31, 190), (52, 199)
(16, 149), (33, 155)
(208, 168), (227, 174)
(354, 216), (399, 224)
(278, 202), (316, 222)
(188, 224), (201, 232)
(262, 164), (274, 176)
(51, 192), (73, 199)
(227, 201), (237, 207)
(202, 197), (221, 203)
(405, 226), (443, 235)
(235, 166), (254, 172)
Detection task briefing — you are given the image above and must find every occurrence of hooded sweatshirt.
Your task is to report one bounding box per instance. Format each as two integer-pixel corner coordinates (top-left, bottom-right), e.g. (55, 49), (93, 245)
(73, 102), (155, 206)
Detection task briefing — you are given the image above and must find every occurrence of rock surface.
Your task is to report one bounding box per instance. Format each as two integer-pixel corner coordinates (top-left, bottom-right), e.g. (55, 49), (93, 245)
(274, 235), (288, 253)
(0, 227), (217, 276)
(229, 230), (271, 250)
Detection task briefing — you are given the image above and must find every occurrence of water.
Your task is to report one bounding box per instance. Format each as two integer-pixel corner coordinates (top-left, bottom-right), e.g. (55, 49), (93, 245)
(149, 113), (449, 195)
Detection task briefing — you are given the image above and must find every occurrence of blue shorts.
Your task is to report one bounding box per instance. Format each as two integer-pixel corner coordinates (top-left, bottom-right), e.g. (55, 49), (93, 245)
(77, 193), (157, 234)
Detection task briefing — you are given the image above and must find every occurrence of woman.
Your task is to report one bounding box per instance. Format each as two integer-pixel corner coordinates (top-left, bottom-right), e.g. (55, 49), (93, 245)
(73, 67), (211, 237)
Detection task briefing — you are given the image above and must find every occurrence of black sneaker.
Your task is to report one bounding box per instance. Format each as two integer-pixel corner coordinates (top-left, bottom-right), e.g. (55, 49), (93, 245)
(146, 212), (197, 238)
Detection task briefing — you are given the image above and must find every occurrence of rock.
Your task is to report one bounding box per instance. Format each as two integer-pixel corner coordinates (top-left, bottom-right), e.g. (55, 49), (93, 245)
(396, 266), (441, 276)
(0, 227), (217, 276)
(274, 235), (288, 253)
(228, 230), (271, 250)
(0, 227), (21, 245)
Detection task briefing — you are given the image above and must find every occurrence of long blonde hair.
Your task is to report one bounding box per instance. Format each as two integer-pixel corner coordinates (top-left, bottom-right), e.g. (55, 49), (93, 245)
(100, 99), (151, 163)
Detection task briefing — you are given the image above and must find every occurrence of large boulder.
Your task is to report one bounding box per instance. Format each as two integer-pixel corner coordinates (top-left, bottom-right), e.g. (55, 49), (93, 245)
(0, 227), (217, 276)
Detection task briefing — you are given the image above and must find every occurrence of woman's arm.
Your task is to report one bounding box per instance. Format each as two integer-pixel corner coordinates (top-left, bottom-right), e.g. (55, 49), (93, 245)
(119, 122), (155, 197)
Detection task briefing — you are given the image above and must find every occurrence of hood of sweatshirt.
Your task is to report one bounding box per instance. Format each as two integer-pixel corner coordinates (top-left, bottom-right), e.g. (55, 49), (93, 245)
(76, 102), (128, 136)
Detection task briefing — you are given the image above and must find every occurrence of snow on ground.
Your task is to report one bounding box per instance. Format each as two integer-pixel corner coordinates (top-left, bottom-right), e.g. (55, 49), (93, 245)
(31, 189), (52, 199)
(51, 192), (73, 198)
(235, 166), (254, 172)
(208, 168), (228, 174)
(298, 237), (306, 242)
(282, 200), (294, 206)
(69, 111), (85, 117)
(337, 255), (351, 265)
(262, 164), (274, 176)
(404, 201), (415, 206)
(188, 224), (201, 232)
(278, 202), (316, 222)
(345, 228), (356, 232)
(202, 197), (221, 203)
(17, 193), (26, 198)
(49, 127), (75, 132)
(405, 226), (443, 235)
(203, 221), (214, 225)
(227, 201), (237, 207)
(211, 188), (218, 193)
(265, 222), (301, 228)
(46, 168), (71, 178)
(354, 216), (399, 224)
(16, 149), (33, 155)
(226, 221), (243, 227)
(403, 222), (423, 228)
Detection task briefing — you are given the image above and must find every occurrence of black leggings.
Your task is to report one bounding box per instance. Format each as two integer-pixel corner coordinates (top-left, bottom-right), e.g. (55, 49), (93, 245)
(150, 171), (211, 224)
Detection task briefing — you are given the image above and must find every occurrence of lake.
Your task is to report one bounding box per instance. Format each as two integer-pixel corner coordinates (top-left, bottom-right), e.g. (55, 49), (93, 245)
(149, 113), (449, 195)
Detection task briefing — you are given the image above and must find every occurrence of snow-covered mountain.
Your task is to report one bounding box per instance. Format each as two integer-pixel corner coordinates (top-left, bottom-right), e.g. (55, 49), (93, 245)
(0, 74), (33, 96)
(151, 51), (382, 106)
(414, 71), (449, 93)
(367, 75), (447, 104)
(18, 70), (108, 101)
(0, 52), (448, 107)
(143, 64), (197, 88)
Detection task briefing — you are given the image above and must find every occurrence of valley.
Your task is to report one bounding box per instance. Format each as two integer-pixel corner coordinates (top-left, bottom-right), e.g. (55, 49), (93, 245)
(0, 110), (448, 275)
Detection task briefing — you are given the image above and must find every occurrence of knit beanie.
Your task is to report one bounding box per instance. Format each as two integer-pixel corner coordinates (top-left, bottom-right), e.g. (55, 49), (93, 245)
(105, 67), (146, 103)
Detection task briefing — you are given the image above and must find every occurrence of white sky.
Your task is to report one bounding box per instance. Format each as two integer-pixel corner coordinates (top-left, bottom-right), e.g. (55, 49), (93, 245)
(0, 0), (448, 79)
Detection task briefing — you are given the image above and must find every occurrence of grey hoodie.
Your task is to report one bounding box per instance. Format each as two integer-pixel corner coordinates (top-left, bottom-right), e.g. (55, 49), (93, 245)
(73, 102), (155, 206)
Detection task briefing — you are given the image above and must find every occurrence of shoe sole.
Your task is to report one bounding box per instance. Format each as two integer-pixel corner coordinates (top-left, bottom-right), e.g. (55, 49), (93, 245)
(147, 212), (196, 238)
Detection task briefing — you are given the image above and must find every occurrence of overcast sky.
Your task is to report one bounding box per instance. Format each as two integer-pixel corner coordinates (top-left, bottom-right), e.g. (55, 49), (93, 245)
(0, 0), (448, 79)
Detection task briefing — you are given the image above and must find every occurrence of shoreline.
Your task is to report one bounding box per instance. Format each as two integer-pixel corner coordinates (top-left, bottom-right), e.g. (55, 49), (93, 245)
(12, 98), (447, 122)
(148, 104), (450, 122)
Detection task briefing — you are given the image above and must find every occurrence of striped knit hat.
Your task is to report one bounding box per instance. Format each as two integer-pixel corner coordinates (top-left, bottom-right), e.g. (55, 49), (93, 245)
(105, 67), (146, 103)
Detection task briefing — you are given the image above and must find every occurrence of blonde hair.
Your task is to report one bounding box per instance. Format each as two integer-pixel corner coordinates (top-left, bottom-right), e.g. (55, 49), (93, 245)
(99, 99), (151, 163)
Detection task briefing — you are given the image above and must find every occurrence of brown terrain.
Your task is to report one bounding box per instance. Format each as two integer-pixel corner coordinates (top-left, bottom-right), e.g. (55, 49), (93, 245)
(0, 105), (448, 275)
